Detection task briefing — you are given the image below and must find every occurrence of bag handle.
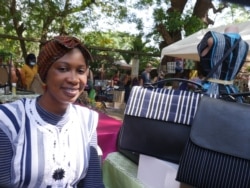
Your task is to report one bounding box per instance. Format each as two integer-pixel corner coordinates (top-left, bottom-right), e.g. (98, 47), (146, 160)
(144, 78), (206, 92)
(220, 92), (250, 103)
(203, 38), (241, 83)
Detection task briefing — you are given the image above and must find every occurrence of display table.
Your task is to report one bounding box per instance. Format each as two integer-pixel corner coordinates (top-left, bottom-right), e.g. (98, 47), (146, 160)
(102, 152), (146, 188)
(97, 113), (122, 160)
(0, 93), (40, 103)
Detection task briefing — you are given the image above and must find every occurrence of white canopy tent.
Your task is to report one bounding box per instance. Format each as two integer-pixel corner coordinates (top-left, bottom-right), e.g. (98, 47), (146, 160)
(161, 21), (250, 62)
(113, 60), (132, 70)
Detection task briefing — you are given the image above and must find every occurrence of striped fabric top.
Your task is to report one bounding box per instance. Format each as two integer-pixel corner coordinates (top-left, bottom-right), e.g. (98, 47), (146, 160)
(125, 86), (202, 126)
(0, 98), (99, 188)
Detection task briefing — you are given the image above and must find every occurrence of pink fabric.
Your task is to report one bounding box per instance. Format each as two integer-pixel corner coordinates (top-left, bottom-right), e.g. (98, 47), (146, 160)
(97, 112), (122, 160)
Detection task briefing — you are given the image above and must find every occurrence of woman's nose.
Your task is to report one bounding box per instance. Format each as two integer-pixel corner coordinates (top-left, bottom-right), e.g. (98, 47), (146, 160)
(67, 71), (79, 83)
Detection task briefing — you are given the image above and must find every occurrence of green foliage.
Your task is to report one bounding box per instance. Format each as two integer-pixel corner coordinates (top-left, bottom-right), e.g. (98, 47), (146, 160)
(246, 66), (250, 72)
(0, 50), (12, 65)
(134, 0), (155, 8)
(0, 0), (248, 73)
(184, 15), (205, 36)
(81, 30), (160, 76)
(0, 0), (102, 62)
(153, 8), (168, 24)
(226, 3), (250, 23)
(151, 2), (206, 43)
(165, 11), (183, 32)
(153, 7), (204, 36)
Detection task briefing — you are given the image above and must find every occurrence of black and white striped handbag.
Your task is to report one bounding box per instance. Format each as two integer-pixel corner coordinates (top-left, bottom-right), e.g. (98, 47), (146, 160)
(118, 83), (203, 164)
(176, 96), (250, 188)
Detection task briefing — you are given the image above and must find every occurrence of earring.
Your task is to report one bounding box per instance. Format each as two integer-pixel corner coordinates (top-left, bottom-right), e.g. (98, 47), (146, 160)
(42, 84), (47, 91)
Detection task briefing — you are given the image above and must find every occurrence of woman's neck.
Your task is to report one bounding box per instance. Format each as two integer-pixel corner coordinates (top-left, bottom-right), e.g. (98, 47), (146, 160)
(36, 97), (70, 127)
(37, 95), (69, 116)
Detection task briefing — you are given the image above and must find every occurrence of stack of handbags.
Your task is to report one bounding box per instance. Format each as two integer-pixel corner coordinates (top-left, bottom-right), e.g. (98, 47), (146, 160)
(118, 78), (250, 187)
(118, 79), (205, 164)
(176, 96), (250, 188)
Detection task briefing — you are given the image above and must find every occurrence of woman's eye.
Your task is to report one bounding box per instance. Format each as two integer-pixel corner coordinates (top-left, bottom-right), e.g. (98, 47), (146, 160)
(58, 67), (68, 72)
(78, 68), (85, 74)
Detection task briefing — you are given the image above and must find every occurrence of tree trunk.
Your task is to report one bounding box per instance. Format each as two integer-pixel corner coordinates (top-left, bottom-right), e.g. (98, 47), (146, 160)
(170, 0), (188, 13)
(193, 0), (214, 25)
(159, 0), (228, 50)
(10, 0), (27, 60)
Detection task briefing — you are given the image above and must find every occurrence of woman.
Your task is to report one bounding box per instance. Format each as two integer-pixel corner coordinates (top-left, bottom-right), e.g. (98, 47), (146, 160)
(21, 53), (38, 90)
(0, 36), (104, 187)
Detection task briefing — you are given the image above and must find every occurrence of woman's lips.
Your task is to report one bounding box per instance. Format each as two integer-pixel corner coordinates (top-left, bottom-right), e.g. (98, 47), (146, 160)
(63, 88), (79, 97)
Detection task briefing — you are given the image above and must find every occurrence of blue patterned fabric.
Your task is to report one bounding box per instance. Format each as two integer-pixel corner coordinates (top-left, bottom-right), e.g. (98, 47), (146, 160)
(125, 86), (202, 126)
(197, 31), (249, 97)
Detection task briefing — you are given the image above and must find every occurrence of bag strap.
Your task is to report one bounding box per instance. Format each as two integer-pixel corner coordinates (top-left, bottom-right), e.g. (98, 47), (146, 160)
(144, 78), (205, 92)
(203, 38), (241, 83)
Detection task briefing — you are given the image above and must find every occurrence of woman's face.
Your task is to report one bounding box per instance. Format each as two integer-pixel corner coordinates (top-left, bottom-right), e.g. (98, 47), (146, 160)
(45, 48), (88, 104)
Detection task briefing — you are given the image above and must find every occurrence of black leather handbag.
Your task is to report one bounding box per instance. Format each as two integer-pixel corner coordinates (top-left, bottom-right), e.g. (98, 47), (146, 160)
(176, 96), (250, 188)
(117, 78), (205, 164)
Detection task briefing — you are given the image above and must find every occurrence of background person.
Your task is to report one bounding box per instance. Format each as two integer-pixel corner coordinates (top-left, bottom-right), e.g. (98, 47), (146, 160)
(153, 70), (166, 88)
(21, 53), (38, 90)
(188, 64), (204, 91)
(9, 60), (19, 84)
(131, 76), (139, 87)
(0, 36), (104, 188)
(86, 68), (94, 93)
(123, 70), (132, 103)
(112, 70), (120, 86)
(140, 63), (152, 86)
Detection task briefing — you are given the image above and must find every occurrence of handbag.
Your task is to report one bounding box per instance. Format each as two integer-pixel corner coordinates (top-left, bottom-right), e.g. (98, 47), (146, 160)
(200, 35), (241, 83)
(117, 78), (204, 164)
(176, 96), (250, 188)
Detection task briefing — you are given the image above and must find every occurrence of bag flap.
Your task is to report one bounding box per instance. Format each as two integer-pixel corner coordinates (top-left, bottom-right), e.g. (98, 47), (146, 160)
(190, 96), (250, 160)
(125, 86), (201, 126)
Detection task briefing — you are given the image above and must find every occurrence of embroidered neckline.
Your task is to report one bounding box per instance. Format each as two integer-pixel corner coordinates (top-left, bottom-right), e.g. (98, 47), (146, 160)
(35, 97), (70, 128)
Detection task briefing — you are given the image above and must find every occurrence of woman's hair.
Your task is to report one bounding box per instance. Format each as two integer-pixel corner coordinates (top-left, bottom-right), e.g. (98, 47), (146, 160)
(146, 63), (152, 68)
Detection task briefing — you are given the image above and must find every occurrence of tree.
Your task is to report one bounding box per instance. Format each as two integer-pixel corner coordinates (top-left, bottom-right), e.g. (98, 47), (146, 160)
(82, 31), (160, 77)
(134, 0), (250, 50)
(0, 0), (96, 60)
(0, 0), (132, 62)
(143, 0), (229, 49)
(130, 0), (249, 66)
(0, 0), (248, 68)
(222, 0), (250, 6)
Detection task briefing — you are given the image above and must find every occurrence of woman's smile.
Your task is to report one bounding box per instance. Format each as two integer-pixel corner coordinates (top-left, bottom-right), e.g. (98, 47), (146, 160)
(62, 87), (80, 97)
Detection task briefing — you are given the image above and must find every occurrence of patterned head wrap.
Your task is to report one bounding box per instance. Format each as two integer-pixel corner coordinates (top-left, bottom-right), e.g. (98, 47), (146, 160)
(37, 35), (92, 82)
